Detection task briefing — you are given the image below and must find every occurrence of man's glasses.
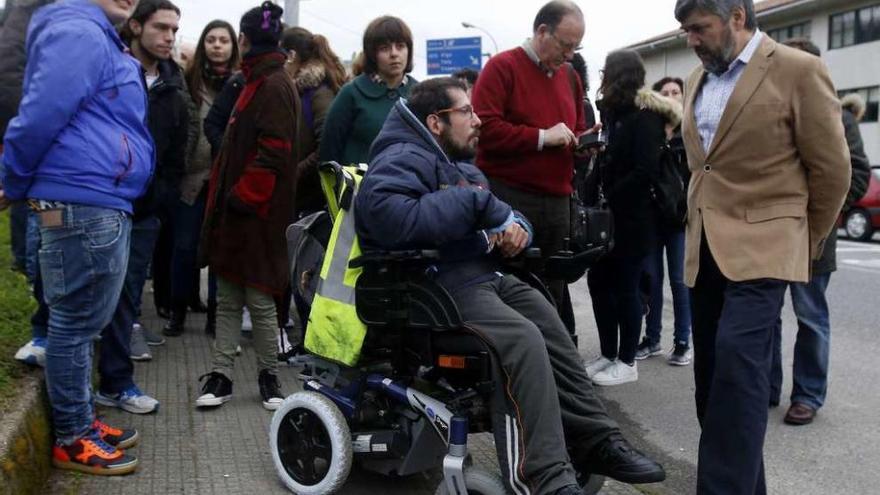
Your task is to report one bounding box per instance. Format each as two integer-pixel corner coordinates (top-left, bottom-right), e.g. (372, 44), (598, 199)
(435, 104), (475, 119)
(550, 31), (582, 53)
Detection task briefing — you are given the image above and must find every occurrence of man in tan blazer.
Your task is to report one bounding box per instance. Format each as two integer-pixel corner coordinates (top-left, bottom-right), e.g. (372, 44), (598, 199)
(674, 0), (851, 493)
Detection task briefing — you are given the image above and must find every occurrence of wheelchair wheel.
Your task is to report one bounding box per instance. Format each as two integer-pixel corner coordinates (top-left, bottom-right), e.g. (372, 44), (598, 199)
(270, 391), (352, 494)
(434, 467), (507, 495)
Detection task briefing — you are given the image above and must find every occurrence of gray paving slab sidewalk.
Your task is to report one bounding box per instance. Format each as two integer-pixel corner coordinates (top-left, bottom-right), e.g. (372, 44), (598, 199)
(44, 292), (646, 495)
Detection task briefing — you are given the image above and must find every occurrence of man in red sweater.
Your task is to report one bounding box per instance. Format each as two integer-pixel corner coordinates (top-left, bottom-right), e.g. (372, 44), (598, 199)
(473, 0), (598, 335)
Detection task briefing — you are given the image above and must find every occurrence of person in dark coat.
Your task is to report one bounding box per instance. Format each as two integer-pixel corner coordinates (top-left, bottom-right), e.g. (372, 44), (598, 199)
(769, 38), (872, 426)
(281, 26), (347, 216)
(204, 70), (245, 157)
(196, 2), (300, 412)
(117, 0), (192, 339)
(635, 76), (693, 366)
(0, 0), (54, 275)
(178, 19), (241, 337)
(585, 50), (681, 387)
(356, 77), (665, 495)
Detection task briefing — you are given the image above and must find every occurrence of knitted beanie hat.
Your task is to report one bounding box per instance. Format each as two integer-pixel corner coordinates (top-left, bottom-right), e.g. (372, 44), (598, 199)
(240, 1), (284, 49)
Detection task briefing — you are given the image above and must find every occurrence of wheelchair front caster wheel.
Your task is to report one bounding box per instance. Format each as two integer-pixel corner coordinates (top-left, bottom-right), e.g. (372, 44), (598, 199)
(434, 467), (507, 495)
(270, 391), (352, 494)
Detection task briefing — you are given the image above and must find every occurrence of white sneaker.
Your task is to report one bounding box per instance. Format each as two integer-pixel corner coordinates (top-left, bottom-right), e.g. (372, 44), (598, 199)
(95, 386), (160, 414)
(592, 361), (638, 386)
(14, 338), (47, 368)
(585, 355), (615, 379)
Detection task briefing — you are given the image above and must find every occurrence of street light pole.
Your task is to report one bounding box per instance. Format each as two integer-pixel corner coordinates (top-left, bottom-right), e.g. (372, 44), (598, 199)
(283, 0), (300, 27)
(461, 22), (498, 56)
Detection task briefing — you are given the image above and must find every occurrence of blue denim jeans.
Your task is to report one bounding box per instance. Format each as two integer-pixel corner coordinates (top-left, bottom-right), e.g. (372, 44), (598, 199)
(643, 229), (691, 347)
(28, 210), (50, 340)
(39, 204), (131, 445)
(25, 208), (41, 282)
(98, 216), (161, 394)
(128, 216), (161, 319)
(770, 272), (831, 410)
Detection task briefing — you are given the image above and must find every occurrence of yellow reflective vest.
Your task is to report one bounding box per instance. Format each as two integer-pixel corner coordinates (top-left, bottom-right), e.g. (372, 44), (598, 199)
(303, 162), (367, 366)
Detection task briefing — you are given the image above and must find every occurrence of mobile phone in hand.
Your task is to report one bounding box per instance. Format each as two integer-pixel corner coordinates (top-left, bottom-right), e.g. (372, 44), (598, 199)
(577, 132), (605, 151)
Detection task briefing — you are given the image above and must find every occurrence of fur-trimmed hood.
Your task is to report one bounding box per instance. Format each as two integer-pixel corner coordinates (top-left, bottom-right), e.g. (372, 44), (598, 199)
(635, 88), (683, 128)
(841, 92), (866, 122)
(291, 60), (326, 92)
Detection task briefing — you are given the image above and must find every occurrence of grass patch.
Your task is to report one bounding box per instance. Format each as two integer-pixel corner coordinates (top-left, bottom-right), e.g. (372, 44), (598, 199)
(0, 209), (37, 406)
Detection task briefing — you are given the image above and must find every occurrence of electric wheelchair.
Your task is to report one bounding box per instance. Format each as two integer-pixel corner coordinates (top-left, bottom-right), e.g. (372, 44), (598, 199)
(269, 236), (607, 494)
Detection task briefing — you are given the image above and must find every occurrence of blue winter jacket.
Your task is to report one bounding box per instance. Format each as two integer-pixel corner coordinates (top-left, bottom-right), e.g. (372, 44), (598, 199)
(0, 0), (154, 213)
(355, 100), (522, 291)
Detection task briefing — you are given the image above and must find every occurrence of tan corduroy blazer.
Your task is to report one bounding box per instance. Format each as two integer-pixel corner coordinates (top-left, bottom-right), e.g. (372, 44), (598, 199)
(682, 35), (851, 286)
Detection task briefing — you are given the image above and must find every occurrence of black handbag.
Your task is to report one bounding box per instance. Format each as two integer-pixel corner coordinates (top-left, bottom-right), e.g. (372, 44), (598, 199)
(569, 187), (614, 256)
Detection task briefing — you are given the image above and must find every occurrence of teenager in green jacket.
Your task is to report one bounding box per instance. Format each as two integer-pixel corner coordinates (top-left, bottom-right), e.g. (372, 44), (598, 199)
(318, 15), (417, 165)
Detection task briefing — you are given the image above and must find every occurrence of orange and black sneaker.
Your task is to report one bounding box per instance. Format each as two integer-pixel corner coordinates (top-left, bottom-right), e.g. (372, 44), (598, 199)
(52, 434), (138, 475)
(93, 418), (139, 450)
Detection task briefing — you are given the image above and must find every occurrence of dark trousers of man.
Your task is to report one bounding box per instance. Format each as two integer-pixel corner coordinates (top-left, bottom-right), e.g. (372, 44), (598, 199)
(691, 239), (787, 494)
(98, 217), (161, 394)
(10, 201), (29, 273)
(489, 180), (576, 336)
(454, 275), (619, 495)
(171, 189), (208, 309)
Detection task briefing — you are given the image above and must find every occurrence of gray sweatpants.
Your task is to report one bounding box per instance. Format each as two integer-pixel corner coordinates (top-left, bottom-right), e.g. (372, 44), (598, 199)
(453, 275), (619, 495)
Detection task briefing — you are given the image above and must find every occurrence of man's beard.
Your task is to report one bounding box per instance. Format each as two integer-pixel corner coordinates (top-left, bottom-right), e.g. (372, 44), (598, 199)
(439, 129), (477, 161)
(697, 26), (736, 76)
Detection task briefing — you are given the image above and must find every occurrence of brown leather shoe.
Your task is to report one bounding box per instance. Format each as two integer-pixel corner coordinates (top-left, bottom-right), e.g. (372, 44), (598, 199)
(784, 402), (817, 425)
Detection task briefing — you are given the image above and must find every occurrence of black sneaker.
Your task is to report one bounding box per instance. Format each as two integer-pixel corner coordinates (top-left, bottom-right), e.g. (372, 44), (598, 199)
(577, 433), (665, 484)
(196, 372), (232, 408)
(634, 338), (663, 360)
(258, 370), (283, 411)
(667, 342), (692, 366)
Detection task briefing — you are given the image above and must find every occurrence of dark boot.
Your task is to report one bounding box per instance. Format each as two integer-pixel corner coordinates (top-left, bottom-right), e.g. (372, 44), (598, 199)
(204, 300), (216, 337)
(162, 302), (187, 337)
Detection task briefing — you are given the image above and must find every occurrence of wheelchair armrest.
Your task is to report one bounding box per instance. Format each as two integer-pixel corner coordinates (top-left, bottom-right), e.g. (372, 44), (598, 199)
(545, 246), (608, 283)
(349, 249), (440, 269)
(521, 247), (542, 259)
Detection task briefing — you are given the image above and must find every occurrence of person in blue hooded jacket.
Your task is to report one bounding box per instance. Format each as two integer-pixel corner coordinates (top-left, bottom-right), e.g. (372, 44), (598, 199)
(356, 77), (665, 495)
(0, 0), (152, 476)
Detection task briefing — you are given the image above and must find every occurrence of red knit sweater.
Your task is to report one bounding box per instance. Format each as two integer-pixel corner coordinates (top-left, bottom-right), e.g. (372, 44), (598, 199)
(472, 47), (585, 196)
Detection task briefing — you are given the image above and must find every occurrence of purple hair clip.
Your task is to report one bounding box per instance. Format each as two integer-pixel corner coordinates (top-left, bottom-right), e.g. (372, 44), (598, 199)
(261, 10), (271, 30)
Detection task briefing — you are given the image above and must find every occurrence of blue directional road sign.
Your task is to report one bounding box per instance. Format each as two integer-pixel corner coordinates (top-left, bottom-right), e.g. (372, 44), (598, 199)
(426, 37), (482, 76)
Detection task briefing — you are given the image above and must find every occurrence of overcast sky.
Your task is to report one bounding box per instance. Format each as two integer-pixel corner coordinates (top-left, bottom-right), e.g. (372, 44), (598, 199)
(172, 0), (686, 96)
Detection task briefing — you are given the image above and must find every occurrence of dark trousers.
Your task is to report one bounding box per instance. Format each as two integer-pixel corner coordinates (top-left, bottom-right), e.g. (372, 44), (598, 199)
(691, 240), (787, 495)
(488, 180), (576, 335)
(454, 276), (619, 495)
(587, 253), (648, 364)
(171, 190), (207, 305)
(98, 217), (161, 394)
(10, 201), (29, 272)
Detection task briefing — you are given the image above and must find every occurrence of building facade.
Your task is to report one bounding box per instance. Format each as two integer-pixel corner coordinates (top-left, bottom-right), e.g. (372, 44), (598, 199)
(627, 0), (880, 163)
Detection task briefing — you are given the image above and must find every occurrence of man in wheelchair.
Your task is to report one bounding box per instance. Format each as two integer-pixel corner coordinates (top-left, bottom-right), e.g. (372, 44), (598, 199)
(354, 77), (666, 494)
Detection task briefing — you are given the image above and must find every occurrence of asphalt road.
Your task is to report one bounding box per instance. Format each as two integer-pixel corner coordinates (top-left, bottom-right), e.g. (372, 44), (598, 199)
(572, 233), (880, 495)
